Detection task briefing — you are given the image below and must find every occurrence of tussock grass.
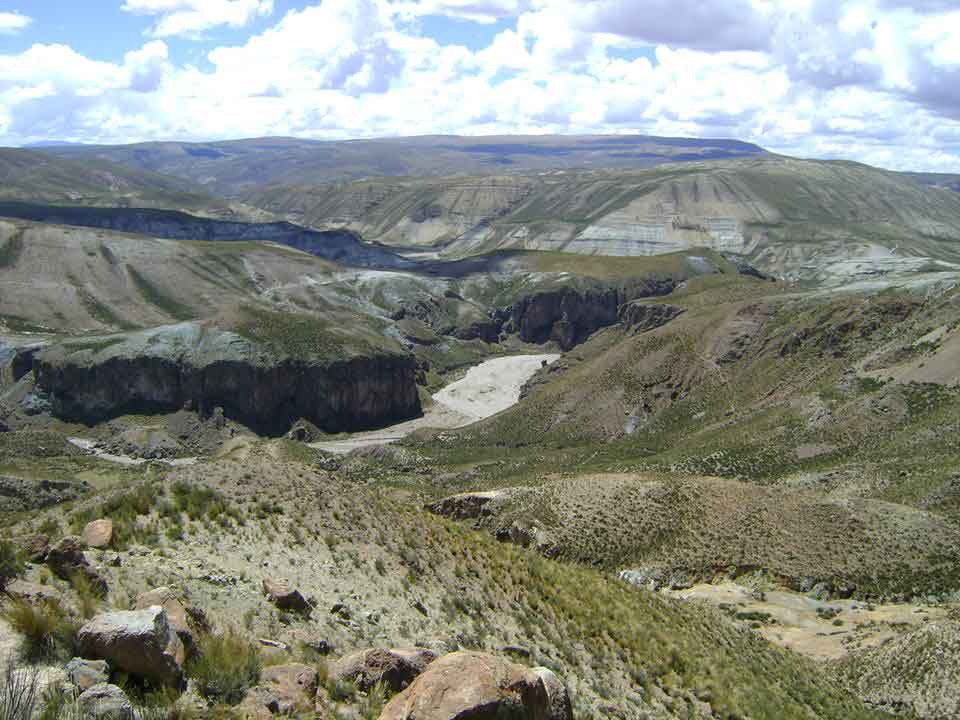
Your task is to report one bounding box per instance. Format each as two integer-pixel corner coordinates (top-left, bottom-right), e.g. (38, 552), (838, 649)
(1, 600), (79, 663)
(188, 629), (261, 706)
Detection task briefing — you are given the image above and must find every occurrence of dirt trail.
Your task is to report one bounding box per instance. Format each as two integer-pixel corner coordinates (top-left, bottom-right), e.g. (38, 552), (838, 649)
(312, 354), (560, 454)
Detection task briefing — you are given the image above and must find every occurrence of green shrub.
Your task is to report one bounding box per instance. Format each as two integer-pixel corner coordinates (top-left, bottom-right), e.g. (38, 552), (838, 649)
(188, 630), (261, 706)
(0, 541), (24, 588)
(1, 600), (80, 662)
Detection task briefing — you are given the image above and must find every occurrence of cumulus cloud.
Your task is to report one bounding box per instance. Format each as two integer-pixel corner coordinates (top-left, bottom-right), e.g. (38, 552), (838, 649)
(122, 0), (274, 37)
(1, 0), (960, 171)
(0, 11), (31, 34)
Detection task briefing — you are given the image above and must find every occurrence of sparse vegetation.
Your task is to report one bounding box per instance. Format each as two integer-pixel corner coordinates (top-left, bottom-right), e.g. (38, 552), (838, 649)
(188, 629), (261, 706)
(1, 600), (79, 663)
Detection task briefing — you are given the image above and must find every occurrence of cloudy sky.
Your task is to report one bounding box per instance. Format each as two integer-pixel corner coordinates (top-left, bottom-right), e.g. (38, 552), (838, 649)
(1, 0), (959, 171)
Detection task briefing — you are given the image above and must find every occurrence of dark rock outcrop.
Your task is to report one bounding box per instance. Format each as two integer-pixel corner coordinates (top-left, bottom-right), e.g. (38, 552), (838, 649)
(31, 323), (421, 437)
(0, 202), (410, 269)
(427, 490), (509, 521)
(494, 276), (679, 351)
(46, 536), (109, 594)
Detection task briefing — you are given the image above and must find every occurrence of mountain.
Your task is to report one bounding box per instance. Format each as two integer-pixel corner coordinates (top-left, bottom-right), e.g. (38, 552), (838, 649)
(4, 132), (960, 719)
(0, 147), (253, 218)
(39, 134), (768, 195)
(903, 171), (960, 193)
(246, 156), (960, 285)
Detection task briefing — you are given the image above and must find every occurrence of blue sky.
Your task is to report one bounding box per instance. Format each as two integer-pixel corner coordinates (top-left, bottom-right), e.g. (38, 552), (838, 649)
(0, 1), (959, 171)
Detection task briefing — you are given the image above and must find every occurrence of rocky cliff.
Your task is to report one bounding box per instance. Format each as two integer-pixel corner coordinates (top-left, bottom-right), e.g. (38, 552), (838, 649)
(30, 322), (421, 436)
(0, 202), (410, 269)
(494, 276), (681, 350)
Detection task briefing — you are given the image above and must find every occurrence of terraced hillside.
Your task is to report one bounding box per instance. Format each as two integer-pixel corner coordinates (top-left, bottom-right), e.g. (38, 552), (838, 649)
(247, 158), (960, 285)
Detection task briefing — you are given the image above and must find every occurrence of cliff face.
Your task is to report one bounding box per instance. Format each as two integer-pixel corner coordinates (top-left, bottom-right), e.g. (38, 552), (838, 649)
(495, 277), (679, 350)
(31, 324), (421, 436)
(0, 203), (411, 269)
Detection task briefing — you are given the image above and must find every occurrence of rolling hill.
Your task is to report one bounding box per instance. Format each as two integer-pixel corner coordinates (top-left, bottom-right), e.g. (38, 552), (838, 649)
(39, 134), (767, 195)
(0, 148), (248, 218)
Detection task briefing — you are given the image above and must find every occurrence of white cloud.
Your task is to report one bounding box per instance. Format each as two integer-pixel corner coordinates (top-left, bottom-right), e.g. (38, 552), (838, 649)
(122, 0), (274, 37)
(0, 0), (959, 171)
(0, 11), (31, 34)
(395, 0), (532, 23)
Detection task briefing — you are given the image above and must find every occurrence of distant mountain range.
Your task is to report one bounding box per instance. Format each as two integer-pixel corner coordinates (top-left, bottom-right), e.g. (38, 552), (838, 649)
(38, 134), (769, 196)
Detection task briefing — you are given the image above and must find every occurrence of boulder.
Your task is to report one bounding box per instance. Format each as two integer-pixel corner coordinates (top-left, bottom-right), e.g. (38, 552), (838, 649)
(19, 533), (50, 563)
(331, 647), (437, 693)
(533, 667), (574, 720)
(242, 664), (318, 716)
(76, 683), (134, 720)
(3, 579), (62, 604)
(379, 651), (570, 720)
(65, 657), (110, 691)
(77, 606), (185, 687)
(135, 586), (195, 651)
(262, 578), (311, 613)
(46, 536), (108, 594)
(81, 519), (113, 549)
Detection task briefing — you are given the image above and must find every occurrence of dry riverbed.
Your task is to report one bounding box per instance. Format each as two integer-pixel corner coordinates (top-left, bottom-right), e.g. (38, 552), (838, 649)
(312, 353), (560, 454)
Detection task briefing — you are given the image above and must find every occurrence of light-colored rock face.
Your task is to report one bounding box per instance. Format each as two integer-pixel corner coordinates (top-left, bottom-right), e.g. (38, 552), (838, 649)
(135, 586), (194, 649)
(331, 647), (437, 693)
(77, 606), (185, 687)
(379, 651), (569, 720)
(82, 518), (113, 549)
(532, 667), (574, 720)
(77, 683), (134, 720)
(65, 658), (110, 692)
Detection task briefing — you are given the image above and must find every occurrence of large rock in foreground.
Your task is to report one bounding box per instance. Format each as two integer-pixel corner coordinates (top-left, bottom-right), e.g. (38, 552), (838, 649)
(77, 606), (185, 687)
(379, 651), (572, 720)
(31, 318), (421, 436)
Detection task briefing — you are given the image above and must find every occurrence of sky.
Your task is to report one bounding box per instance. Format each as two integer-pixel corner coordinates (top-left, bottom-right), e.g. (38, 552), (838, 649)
(0, 1), (959, 172)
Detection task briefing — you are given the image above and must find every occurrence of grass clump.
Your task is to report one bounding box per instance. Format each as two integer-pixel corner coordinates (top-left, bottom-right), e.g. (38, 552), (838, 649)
(0, 600), (79, 663)
(0, 656), (40, 720)
(188, 629), (261, 706)
(0, 540), (24, 589)
(70, 483), (158, 550)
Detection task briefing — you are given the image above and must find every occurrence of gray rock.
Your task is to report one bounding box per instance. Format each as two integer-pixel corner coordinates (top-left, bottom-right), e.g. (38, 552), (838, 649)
(65, 658), (110, 691)
(77, 606), (185, 687)
(533, 666), (574, 720)
(134, 586), (196, 652)
(77, 683), (134, 720)
(46, 536), (108, 595)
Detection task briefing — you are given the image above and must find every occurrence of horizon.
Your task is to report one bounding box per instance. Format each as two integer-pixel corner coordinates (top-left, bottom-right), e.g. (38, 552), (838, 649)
(1, 1), (959, 173)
